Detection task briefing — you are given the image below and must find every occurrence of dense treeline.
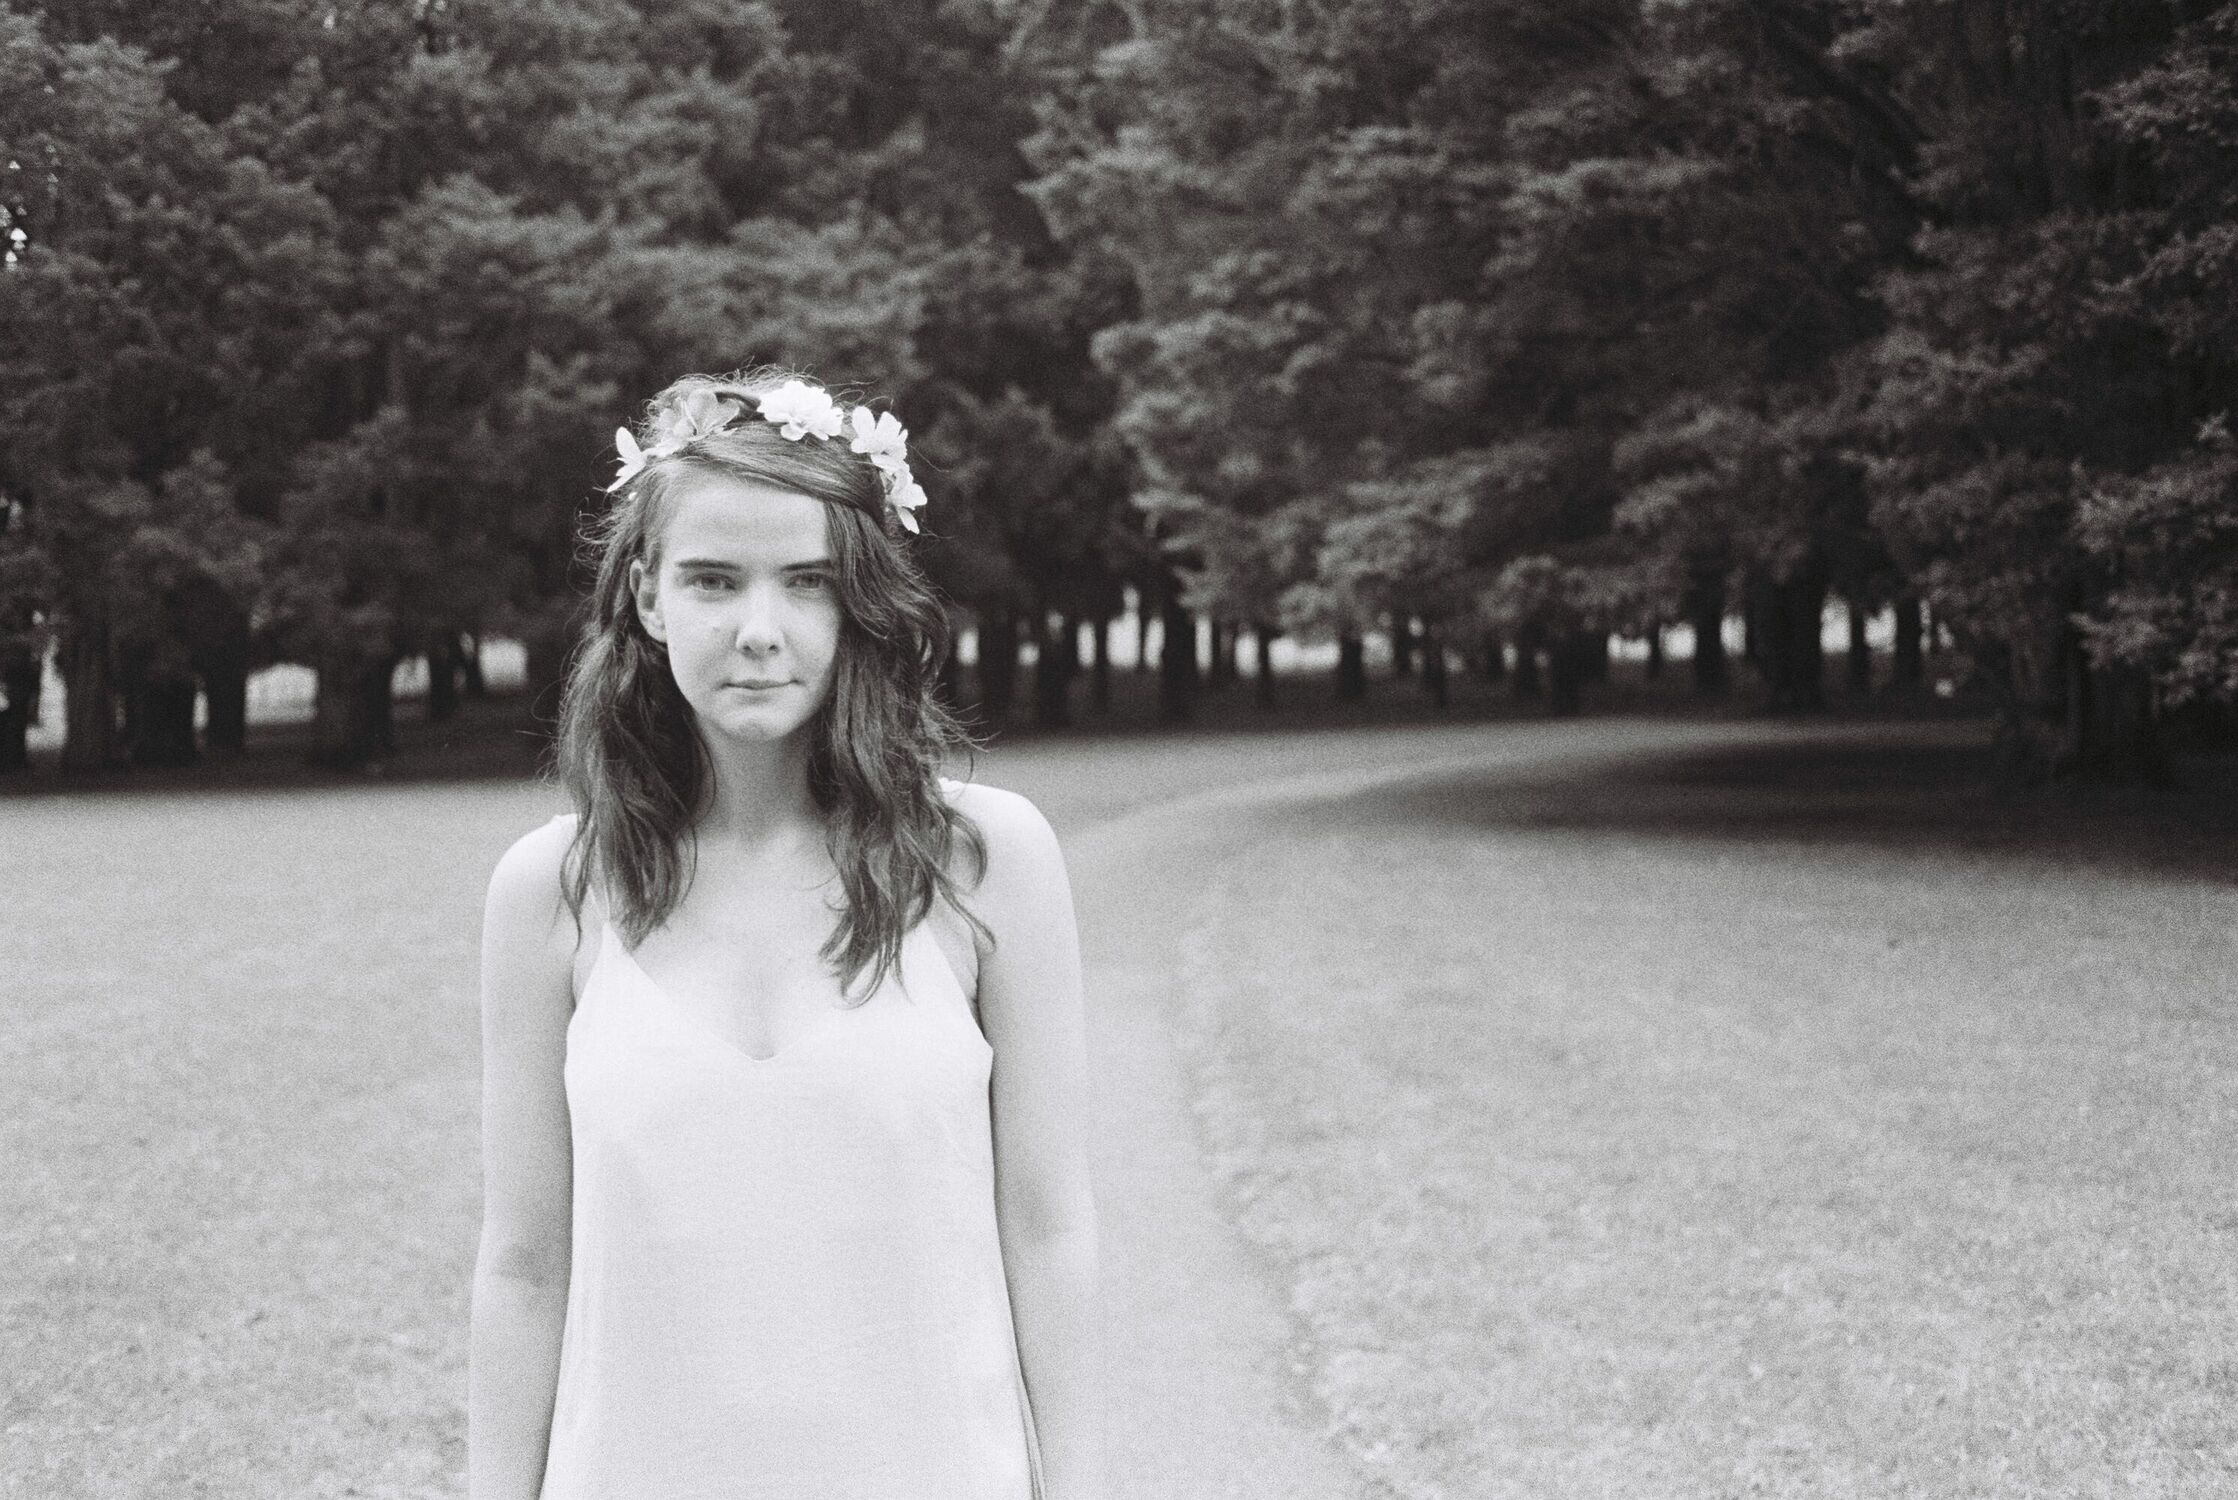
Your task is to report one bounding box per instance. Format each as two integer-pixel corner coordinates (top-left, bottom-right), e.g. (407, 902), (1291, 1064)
(2, 0), (2234, 776)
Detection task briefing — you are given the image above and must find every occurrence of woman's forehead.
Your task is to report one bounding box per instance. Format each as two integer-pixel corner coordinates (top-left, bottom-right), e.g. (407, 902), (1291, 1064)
(657, 474), (831, 561)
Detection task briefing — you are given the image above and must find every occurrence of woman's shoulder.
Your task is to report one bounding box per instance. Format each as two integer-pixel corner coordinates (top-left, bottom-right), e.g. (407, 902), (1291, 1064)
(485, 811), (579, 913)
(939, 776), (1056, 846)
(938, 776), (1066, 894)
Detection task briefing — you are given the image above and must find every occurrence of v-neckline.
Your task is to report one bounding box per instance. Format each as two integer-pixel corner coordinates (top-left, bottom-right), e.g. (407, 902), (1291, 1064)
(603, 920), (902, 1067)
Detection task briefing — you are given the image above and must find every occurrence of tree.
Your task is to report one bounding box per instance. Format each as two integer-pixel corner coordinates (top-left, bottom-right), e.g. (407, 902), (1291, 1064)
(0, 11), (317, 769)
(1838, 0), (2237, 776)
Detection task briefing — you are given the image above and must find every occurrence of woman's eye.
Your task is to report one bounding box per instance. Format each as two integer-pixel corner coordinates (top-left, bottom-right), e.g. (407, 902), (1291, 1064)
(686, 574), (734, 592)
(788, 572), (832, 592)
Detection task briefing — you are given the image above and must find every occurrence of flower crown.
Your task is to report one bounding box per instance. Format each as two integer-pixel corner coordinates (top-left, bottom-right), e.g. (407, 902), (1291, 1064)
(607, 378), (928, 534)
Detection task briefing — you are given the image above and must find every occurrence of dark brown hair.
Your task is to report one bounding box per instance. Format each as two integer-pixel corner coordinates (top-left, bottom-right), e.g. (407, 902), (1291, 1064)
(553, 368), (988, 1000)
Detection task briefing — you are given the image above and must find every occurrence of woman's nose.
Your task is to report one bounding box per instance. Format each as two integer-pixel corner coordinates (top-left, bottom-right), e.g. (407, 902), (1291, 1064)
(731, 583), (784, 653)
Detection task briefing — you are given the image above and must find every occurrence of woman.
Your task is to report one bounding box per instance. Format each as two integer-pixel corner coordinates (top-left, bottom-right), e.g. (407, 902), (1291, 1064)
(468, 370), (1105, 1499)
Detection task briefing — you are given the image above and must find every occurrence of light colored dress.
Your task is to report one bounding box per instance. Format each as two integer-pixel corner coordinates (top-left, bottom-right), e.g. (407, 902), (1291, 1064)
(537, 835), (1043, 1500)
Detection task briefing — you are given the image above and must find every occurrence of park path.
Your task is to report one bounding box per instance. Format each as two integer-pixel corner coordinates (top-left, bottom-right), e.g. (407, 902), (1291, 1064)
(994, 716), (1899, 1498)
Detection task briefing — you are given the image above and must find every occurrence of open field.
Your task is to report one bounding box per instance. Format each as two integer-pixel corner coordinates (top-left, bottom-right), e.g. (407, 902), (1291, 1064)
(2, 716), (2233, 1497)
(1168, 732), (2238, 1498)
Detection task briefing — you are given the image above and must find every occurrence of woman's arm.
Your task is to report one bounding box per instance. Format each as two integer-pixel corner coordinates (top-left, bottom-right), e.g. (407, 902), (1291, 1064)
(958, 785), (1108, 1500)
(468, 820), (580, 1500)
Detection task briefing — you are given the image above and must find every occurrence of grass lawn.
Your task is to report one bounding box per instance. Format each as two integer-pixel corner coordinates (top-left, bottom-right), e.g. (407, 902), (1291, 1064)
(1171, 733), (2238, 1498)
(3, 713), (2231, 1498)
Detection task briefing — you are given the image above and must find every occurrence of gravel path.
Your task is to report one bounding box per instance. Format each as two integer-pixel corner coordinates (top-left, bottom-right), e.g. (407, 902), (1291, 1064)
(1049, 717), (1895, 1499)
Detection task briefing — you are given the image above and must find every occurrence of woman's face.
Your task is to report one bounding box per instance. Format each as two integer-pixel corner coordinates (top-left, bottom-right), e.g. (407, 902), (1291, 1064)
(630, 473), (843, 749)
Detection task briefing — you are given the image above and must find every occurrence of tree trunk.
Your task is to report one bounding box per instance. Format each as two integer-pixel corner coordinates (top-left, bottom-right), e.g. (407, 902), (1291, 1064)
(198, 636), (249, 756)
(311, 652), (400, 768)
(459, 631), (488, 698)
(978, 609), (1020, 724)
(1211, 620), (1238, 689)
(426, 633), (462, 723)
(1686, 570), (1729, 696)
(1251, 621), (1276, 710)
(1891, 594), (1925, 685)
(1757, 573), (1827, 712)
(2057, 645), (2167, 783)
(1547, 631), (1587, 716)
(1422, 627), (1449, 709)
(1580, 631), (1609, 685)
(1793, 576), (1827, 710)
(1157, 599), (1198, 722)
(1135, 601), (1152, 674)
(1335, 632), (1368, 701)
(1846, 596), (1872, 694)
(1090, 616), (1111, 712)
(1479, 631), (1507, 683)
(128, 668), (199, 767)
(1512, 626), (1544, 699)
(178, 584), (252, 757)
(1390, 615), (1415, 677)
(60, 618), (122, 773)
(1645, 627), (1664, 680)
(0, 651), (35, 771)
(1032, 612), (1076, 729)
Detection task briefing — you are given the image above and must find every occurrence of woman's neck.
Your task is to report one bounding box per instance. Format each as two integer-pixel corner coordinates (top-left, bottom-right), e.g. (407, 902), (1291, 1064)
(694, 731), (822, 853)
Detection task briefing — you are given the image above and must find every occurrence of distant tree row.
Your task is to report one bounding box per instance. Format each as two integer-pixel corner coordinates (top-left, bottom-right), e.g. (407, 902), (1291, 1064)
(4, 0), (2235, 777)
(0, 0), (1144, 771)
(1021, 0), (2238, 776)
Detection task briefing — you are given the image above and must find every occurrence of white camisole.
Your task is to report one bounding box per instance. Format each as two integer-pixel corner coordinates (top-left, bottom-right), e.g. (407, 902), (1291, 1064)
(537, 838), (1042, 1499)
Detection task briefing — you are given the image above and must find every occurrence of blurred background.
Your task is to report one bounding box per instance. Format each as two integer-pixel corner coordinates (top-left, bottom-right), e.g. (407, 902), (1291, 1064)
(2, 0), (2235, 772)
(5, 3), (2238, 1499)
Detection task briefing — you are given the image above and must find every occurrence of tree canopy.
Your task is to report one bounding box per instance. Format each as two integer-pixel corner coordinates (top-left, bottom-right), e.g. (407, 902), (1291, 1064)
(3, 0), (2234, 775)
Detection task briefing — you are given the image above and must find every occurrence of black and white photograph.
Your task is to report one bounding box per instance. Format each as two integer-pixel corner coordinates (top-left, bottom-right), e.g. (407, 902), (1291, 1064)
(4, 1), (2237, 1497)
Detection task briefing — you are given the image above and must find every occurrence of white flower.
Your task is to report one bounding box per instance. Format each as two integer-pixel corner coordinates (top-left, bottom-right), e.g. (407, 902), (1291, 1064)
(847, 406), (910, 477)
(659, 388), (743, 447)
(884, 471), (928, 533)
(755, 379), (845, 442)
(607, 427), (647, 493)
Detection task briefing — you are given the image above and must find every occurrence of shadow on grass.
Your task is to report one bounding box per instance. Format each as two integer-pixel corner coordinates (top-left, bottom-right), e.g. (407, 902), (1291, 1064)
(1365, 728), (2238, 882)
(8, 655), (2007, 799)
(0, 694), (560, 802)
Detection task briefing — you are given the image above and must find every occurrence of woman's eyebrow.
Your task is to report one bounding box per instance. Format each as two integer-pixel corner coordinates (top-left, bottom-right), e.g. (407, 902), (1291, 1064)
(669, 556), (832, 571)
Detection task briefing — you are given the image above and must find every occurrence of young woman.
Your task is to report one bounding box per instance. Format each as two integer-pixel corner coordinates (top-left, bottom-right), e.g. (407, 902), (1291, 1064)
(468, 371), (1104, 1500)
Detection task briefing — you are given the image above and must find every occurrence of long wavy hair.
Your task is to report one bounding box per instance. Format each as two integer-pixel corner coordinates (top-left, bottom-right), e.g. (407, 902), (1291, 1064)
(553, 368), (989, 1001)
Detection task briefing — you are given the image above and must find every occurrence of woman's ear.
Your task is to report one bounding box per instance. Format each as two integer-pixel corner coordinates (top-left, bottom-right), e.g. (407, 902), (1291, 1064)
(629, 558), (666, 643)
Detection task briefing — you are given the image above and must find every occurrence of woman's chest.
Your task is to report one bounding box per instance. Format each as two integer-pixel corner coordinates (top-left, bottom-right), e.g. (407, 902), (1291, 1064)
(621, 875), (858, 1057)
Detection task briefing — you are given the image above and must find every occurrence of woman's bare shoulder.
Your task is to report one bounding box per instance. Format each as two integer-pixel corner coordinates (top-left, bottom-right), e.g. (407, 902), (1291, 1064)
(483, 812), (586, 954)
(938, 777), (1067, 915)
(940, 776), (1060, 855)
(488, 812), (575, 895)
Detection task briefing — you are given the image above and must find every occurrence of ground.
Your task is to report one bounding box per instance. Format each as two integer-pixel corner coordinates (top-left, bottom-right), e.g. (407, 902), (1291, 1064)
(2, 715), (2232, 1498)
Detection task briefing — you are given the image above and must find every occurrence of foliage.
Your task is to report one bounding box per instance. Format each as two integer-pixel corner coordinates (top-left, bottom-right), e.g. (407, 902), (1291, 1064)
(7, 0), (2238, 772)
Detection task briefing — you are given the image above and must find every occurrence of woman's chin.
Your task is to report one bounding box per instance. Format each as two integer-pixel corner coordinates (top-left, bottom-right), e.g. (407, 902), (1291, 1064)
(711, 717), (803, 744)
(697, 701), (816, 745)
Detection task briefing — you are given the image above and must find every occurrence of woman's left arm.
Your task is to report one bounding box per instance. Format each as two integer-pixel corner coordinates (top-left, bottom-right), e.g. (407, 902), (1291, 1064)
(964, 785), (1107, 1500)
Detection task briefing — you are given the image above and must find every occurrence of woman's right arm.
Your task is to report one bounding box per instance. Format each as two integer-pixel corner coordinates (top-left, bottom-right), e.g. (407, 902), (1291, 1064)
(468, 820), (581, 1500)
